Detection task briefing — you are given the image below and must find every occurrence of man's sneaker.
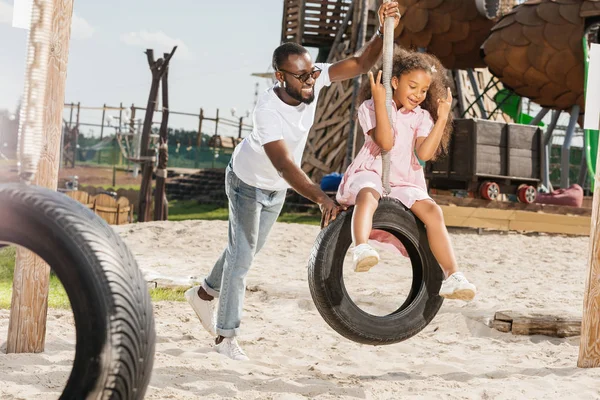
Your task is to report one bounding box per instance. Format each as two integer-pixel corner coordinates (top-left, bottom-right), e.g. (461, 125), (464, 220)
(353, 243), (380, 272)
(439, 272), (476, 301)
(185, 285), (217, 336)
(216, 337), (249, 361)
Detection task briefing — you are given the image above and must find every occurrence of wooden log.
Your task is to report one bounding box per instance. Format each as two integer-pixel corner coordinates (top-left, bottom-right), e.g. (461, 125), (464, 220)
(493, 311), (582, 337)
(491, 320), (512, 333)
(7, 0), (74, 354)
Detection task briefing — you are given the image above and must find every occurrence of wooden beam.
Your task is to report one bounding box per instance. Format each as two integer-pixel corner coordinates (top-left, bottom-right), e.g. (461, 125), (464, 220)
(7, 0), (74, 354)
(578, 121), (600, 367)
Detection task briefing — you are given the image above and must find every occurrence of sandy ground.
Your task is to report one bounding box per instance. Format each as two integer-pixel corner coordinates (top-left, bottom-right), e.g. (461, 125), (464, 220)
(1, 219), (599, 399)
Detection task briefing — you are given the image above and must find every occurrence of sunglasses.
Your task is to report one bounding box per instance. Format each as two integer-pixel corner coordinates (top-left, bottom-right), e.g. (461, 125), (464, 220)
(278, 66), (322, 83)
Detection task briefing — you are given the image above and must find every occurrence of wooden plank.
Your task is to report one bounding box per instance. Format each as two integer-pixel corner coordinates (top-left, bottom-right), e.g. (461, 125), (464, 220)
(312, 115), (345, 131)
(509, 210), (591, 226)
(440, 205), (516, 220)
(506, 123), (540, 150)
(441, 205), (591, 235)
(474, 119), (506, 147)
(314, 120), (347, 150)
(475, 144), (506, 176)
(509, 220), (590, 236)
(432, 194), (591, 216)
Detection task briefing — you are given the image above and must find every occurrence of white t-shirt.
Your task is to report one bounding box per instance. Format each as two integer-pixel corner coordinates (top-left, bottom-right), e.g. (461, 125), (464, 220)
(231, 63), (332, 191)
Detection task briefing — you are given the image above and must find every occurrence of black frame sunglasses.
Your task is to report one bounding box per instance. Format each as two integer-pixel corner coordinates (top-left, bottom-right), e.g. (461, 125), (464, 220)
(277, 66), (322, 83)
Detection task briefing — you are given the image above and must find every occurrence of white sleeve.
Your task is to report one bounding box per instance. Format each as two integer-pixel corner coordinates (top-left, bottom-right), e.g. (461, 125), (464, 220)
(314, 63), (332, 94)
(253, 109), (283, 146)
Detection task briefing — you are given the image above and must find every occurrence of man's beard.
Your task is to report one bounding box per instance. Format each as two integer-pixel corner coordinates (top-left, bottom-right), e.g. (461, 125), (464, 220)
(284, 83), (315, 105)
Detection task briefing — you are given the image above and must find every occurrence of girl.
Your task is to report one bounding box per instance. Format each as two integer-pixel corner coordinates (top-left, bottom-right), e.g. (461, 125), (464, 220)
(336, 48), (476, 301)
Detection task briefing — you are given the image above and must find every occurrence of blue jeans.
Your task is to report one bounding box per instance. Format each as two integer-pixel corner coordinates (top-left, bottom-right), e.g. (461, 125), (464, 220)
(202, 164), (286, 337)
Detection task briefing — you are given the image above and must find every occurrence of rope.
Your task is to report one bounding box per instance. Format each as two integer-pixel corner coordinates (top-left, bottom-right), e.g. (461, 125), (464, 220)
(381, 0), (395, 195)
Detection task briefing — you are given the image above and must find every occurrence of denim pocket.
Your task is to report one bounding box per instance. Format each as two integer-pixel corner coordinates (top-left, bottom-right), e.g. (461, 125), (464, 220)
(228, 169), (258, 200)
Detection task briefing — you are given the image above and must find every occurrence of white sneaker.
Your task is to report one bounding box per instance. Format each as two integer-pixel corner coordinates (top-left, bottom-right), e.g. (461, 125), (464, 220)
(353, 243), (380, 272)
(185, 285), (217, 336)
(439, 272), (476, 301)
(216, 337), (249, 361)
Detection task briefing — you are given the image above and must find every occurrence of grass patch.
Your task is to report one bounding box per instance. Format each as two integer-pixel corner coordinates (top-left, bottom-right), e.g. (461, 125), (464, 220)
(168, 201), (228, 222)
(0, 246), (185, 309)
(167, 200), (321, 226)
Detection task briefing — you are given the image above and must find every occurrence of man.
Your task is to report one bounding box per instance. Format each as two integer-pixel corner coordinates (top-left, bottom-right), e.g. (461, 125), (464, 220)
(185, 2), (401, 361)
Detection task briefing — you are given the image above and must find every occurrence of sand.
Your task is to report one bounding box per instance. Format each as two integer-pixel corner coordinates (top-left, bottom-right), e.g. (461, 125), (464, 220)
(1, 219), (599, 399)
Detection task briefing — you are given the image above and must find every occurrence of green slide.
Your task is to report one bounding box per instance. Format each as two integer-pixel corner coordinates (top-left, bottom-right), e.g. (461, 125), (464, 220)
(493, 89), (545, 127)
(583, 36), (599, 192)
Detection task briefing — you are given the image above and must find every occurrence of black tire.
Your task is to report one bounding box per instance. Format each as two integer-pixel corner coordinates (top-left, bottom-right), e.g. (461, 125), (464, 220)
(308, 197), (444, 345)
(0, 183), (155, 399)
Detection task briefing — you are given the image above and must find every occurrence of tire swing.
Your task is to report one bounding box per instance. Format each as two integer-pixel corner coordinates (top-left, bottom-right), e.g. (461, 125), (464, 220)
(307, 5), (444, 345)
(0, 184), (155, 398)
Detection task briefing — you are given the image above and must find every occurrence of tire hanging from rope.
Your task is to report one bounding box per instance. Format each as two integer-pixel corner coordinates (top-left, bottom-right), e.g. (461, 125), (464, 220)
(307, 1), (444, 345)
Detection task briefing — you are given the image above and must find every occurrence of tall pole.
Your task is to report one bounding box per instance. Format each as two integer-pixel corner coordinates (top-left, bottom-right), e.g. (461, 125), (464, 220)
(8, 0), (75, 354)
(154, 53), (171, 221)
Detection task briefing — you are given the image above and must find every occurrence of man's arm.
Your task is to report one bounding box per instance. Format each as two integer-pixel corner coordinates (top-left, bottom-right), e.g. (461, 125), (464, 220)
(327, 1), (400, 82)
(263, 140), (341, 227)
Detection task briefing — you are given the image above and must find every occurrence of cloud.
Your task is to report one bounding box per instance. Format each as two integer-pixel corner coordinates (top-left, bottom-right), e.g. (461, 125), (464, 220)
(71, 12), (94, 40)
(0, 1), (13, 25)
(120, 30), (192, 60)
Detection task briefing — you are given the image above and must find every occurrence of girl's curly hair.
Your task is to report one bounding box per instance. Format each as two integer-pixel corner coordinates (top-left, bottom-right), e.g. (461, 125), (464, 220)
(357, 47), (453, 159)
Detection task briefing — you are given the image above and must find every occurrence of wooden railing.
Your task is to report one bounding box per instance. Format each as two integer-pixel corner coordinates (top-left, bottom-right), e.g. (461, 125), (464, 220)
(281, 0), (353, 48)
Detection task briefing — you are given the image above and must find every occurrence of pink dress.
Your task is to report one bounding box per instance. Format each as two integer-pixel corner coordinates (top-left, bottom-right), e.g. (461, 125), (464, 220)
(336, 98), (435, 257)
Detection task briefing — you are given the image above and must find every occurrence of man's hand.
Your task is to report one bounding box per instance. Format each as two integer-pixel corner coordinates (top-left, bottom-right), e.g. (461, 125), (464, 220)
(319, 196), (346, 229)
(378, 1), (401, 32)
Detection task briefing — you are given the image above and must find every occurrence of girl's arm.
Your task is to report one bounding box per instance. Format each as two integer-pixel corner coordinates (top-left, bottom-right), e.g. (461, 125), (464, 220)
(415, 114), (447, 161)
(415, 87), (452, 161)
(368, 70), (394, 151)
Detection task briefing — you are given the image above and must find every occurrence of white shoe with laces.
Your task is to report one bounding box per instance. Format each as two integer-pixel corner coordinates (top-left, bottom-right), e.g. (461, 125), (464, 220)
(353, 243), (380, 272)
(439, 272), (476, 301)
(216, 337), (249, 361)
(184, 285), (217, 336)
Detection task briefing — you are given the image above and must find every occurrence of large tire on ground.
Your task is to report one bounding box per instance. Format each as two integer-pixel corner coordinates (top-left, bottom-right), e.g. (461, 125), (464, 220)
(308, 198), (444, 345)
(0, 183), (155, 399)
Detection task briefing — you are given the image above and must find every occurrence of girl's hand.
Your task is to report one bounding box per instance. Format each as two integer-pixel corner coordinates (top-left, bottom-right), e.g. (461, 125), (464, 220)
(369, 70), (387, 105)
(437, 87), (453, 117)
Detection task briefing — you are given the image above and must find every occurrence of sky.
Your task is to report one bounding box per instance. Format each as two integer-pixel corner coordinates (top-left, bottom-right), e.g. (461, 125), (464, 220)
(0, 0), (585, 143)
(0, 0), (318, 137)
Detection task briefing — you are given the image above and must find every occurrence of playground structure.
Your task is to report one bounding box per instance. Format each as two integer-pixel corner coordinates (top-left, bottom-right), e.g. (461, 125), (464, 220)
(283, 0), (599, 196)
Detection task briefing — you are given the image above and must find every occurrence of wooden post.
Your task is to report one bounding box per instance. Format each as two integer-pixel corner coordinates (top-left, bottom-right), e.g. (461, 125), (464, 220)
(7, 0), (74, 354)
(238, 117), (243, 139)
(71, 101), (80, 168)
(578, 115), (600, 368)
(196, 108), (204, 148)
(98, 103), (106, 164)
(118, 102), (123, 166)
(154, 53), (171, 221)
(214, 108), (220, 136)
(138, 46), (176, 222)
